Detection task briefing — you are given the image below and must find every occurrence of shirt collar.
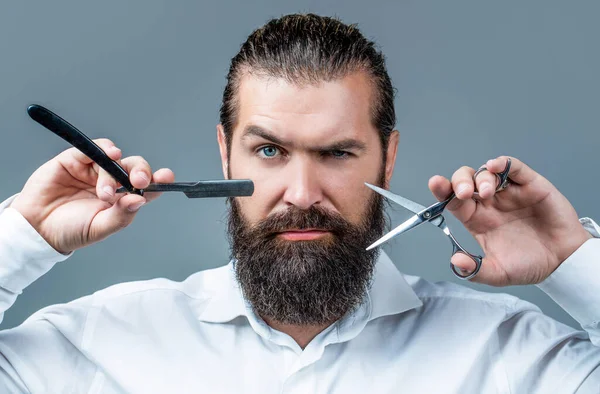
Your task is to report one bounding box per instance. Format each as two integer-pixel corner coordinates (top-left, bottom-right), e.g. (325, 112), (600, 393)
(196, 261), (247, 323)
(366, 251), (423, 321)
(197, 251), (422, 323)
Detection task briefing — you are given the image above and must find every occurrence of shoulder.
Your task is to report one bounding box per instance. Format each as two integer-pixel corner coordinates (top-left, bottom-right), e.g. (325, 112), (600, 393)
(88, 263), (232, 306)
(24, 264), (232, 324)
(403, 274), (541, 316)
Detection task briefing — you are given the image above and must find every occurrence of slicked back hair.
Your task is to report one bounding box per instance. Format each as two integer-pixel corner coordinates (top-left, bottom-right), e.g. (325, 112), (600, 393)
(219, 14), (396, 159)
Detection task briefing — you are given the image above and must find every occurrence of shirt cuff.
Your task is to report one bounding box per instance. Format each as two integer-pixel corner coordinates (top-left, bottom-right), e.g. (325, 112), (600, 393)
(0, 193), (73, 294)
(536, 217), (600, 327)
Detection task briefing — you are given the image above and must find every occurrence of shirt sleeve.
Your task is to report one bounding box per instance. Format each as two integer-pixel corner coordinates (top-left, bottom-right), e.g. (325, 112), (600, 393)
(496, 300), (600, 393)
(537, 217), (600, 345)
(0, 193), (73, 324)
(501, 217), (600, 393)
(0, 193), (97, 393)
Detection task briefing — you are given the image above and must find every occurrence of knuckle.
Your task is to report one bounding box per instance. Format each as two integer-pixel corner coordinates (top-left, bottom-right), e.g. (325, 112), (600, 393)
(98, 173), (116, 187)
(477, 171), (495, 183)
(453, 166), (473, 181)
(127, 155), (146, 163)
(124, 156), (150, 170)
(65, 146), (85, 159)
(453, 175), (471, 185)
(114, 219), (131, 231)
(93, 138), (115, 147)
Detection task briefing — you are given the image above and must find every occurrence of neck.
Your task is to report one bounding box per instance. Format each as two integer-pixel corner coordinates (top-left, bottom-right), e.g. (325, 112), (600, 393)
(262, 317), (334, 349)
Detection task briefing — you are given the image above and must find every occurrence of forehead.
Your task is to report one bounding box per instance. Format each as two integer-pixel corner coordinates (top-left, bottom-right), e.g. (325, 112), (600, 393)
(234, 71), (377, 143)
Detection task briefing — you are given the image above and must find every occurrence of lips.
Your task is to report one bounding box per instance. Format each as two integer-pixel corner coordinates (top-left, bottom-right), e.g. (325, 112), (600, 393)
(277, 229), (331, 241)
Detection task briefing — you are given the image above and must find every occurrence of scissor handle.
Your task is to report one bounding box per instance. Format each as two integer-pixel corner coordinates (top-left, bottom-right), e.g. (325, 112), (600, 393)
(472, 158), (512, 197)
(446, 229), (483, 280)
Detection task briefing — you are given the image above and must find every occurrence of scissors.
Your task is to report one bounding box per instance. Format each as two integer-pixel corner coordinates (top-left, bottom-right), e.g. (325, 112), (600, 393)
(26, 104), (254, 198)
(364, 159), (511, 280)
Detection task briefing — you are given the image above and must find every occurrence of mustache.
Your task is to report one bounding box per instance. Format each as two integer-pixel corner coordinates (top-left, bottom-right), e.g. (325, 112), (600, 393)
(251, 205), (352, 236)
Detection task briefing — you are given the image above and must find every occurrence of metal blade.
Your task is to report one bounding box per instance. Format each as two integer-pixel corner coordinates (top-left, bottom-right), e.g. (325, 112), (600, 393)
(116, 179), (254, 198)
(364, 183), (427, 214)
(183, 180), (254, 198)
(428, 216), (443, 228)
(139, 182), (197, 192)
(366, 214), (424, 250)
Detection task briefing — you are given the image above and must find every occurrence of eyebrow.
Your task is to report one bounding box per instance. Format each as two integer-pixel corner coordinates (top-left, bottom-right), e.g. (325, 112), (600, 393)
(241, 124), (367, 152)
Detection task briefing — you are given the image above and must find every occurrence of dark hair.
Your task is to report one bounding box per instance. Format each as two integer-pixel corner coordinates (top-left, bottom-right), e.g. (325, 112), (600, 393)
(219, 13), (396, 157)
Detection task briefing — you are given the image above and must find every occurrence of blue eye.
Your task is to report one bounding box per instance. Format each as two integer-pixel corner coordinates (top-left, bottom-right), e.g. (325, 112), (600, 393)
(328, 150), (350, 159)
(259, 146), (279, 158)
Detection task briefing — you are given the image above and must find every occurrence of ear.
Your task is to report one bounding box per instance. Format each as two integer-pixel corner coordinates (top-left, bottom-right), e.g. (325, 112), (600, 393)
(384, 130), (400, 189)
(216, 124), (229, 180)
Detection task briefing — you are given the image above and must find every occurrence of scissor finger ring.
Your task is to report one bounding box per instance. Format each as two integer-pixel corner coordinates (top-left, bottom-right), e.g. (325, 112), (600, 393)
(473, 158), (512, 193)
(472, 167), (490, 182)
(496, 178), (511, 192)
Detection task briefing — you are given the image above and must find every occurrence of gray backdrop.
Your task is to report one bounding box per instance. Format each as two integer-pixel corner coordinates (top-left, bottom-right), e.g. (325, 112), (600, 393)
(1, 0), (598, 330)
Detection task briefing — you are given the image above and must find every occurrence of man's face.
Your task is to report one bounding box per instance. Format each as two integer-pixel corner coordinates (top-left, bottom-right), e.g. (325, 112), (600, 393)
(218, 71), (399, 325)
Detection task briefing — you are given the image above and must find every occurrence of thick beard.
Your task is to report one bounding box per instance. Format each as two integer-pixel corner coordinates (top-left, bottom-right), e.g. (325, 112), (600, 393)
(227, 183), (386, 326)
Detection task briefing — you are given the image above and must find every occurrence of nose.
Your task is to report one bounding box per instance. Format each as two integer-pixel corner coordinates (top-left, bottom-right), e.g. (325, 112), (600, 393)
(282, 157), (324, 210)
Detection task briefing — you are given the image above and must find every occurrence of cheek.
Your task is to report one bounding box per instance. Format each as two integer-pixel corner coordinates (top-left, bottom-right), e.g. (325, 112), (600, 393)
(321, 166), (381, 224)
(234, 184), (278, 224)
(230, 164), (284, 225)
(228, 145), (275, 221)
(329, 185), (374, 225)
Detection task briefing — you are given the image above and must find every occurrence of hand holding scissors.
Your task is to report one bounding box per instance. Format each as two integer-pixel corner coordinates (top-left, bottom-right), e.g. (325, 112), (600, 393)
(366, 160), (511, 280)
(366, 157), (592, 285)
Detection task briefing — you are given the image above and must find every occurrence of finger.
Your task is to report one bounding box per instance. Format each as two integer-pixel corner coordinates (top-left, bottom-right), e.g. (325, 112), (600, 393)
(451, 254), (508, 286)
(428, 175), (453, 201)
(88, 193), (147, 241)
(64, 138), (120, 165)
(473, 168), (498, 199)
(96, 166), (120, 203)
(485, 156), (536, 186)
(451, 166), (477, 200)
(55, 138), (122, 187)
(119, 156), (152, 190)
(143, 168), (175, 203)
(450, 253), (478, 276)
(428, 175), (476, 223)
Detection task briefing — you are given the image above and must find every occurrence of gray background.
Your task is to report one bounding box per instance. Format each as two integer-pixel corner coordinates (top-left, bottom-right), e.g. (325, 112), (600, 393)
(0, 0), (598, 329)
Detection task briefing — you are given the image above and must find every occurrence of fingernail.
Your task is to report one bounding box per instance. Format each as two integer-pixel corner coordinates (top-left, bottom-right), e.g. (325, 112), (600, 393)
(136, 172), (150, 183)
(480, 182), (492, 193)
(128, 201), (145, 212)
(102, 185), (115, 197)
(457, 184), (469, 196)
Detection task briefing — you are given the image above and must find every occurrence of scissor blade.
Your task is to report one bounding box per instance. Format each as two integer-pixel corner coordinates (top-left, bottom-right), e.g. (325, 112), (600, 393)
(364, 183), (427, 215)
(429, 215), (444, 228)
(366, 214), (424, 250)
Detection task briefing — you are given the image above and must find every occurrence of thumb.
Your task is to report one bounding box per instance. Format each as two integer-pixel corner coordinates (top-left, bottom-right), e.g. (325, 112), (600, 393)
(88, 194), (146, 242)
(450, 253), (506, 286)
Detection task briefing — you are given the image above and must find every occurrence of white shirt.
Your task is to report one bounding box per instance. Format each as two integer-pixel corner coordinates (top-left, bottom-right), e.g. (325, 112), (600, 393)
(0, 193), (599, 394)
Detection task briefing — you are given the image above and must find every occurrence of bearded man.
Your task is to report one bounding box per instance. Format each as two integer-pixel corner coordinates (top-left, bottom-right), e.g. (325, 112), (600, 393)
(1, 13), (599, 393)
